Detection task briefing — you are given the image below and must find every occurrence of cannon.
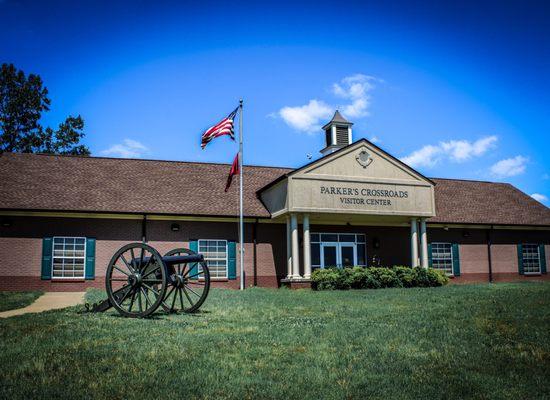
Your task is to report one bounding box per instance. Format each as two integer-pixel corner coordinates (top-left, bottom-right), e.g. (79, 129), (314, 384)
(88, 242), (210, 317)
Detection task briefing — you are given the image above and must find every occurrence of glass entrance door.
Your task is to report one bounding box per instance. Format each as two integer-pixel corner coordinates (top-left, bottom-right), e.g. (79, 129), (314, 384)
(320, 242), (357, 268)
(340, 244), (356, 267)
(321, 243), (338, 268)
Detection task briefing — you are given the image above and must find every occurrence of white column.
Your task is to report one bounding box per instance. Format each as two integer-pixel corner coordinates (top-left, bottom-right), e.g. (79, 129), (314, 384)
(291, 213), (301, 279)
(303, 214), (311, 279)
(410, 218), (419, 267)
(286, 215), (292, 279)
(420, 218), (429, 269)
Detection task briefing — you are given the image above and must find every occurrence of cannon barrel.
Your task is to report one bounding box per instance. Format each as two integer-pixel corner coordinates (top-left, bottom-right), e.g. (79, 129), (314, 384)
(162, 254), (204, 266)
(131, 253), (204, 269)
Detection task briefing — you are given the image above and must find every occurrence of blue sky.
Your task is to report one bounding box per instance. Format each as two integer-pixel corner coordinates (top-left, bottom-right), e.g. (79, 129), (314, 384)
(1, 0), (549, 203)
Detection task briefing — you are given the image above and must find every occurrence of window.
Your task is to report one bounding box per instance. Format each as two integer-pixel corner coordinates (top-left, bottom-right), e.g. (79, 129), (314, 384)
(198, 239), (228, 279)
(430, 242), (453, 275)
(52, 237), (86, 279)
(522, 244), (541, 274)
(311, 233), (366, 269)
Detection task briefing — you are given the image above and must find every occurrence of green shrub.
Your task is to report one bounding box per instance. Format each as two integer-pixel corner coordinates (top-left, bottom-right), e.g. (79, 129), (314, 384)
(311, 268), (341, 290)
(411, 267), (449, 287)
(393, 266), (416, 288)
(311, 266), (449, 290)
(370, 268), (402, 288)
(426, 268), (449, 286)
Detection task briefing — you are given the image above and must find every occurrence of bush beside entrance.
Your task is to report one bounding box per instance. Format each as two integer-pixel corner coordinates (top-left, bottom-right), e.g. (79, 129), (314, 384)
(311, 266), (449, 290)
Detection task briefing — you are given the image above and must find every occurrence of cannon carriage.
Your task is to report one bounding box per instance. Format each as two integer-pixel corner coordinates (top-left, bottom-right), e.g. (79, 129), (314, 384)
(89, 242), (210, 317)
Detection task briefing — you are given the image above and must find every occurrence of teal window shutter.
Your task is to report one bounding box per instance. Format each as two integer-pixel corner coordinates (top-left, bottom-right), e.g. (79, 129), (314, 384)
(427, 243), (433, 268)
(539, 244), (547, 274)
(85, 238), (96, 280)
(228, 240), (237, 280)
(41, 237), (53, 280)
(189, 239), (198, 254)
(188, 240), (198, 279)
(452, 243), (460, 276)
(517, 244), (524, 275)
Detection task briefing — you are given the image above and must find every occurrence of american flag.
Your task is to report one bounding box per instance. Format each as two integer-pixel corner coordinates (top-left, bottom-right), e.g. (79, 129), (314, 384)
(201, 107), (238, 149)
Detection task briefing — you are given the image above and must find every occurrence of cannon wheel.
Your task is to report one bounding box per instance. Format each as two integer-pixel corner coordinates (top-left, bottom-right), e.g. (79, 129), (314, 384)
(106, 242), (168, 318)
(161, 248), (210, 313)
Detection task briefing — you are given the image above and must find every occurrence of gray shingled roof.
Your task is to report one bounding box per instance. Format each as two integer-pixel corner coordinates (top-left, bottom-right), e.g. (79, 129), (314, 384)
(428, 178), (550, 225)
(0, 153), (549, 225)
(0, 153), (287, 217)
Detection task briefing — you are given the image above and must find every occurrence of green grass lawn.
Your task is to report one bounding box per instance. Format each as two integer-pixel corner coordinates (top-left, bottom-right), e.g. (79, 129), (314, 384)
(0, 290), (42, 312)
(1, 283), (549, 400)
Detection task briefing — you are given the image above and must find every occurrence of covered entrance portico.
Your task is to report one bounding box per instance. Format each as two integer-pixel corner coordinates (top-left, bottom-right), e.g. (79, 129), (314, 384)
(282, 213), (431, 282)
(259, 139), (436, 285)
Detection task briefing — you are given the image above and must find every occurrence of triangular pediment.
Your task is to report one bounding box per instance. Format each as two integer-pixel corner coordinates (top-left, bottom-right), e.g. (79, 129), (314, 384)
(292, 139), (433, 186)
(259, 139), (436, 219)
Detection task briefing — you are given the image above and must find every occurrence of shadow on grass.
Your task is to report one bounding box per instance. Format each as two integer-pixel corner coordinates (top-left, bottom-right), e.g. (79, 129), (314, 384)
(76, 306), (209, 322)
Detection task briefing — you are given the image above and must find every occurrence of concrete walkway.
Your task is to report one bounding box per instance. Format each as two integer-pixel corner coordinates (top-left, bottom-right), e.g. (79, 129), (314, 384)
(0, 292), (85, 318)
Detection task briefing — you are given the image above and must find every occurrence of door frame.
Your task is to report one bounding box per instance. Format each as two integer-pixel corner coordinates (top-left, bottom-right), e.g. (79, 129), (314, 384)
(320, 242), (357, 268)
(339, 243), (357, 268)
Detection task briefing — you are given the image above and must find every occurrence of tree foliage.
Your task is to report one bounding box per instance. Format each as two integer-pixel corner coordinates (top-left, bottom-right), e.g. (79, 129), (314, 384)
(0, 63), (90, 155)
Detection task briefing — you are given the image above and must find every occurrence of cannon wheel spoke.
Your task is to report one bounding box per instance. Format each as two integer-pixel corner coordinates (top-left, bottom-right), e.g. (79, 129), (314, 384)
(181, 286), (194, 305)
(128, 290), (136, 312)
(139, 247), (144, 273)
(140, 287), (151, 309)
(113, 265), (130, 276)
(163, 286), (176, 312)
(119, 254), (135, 274)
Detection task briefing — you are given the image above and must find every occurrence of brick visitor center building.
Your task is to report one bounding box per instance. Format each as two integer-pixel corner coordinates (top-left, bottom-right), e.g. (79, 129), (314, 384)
(1, 112), (549, 291)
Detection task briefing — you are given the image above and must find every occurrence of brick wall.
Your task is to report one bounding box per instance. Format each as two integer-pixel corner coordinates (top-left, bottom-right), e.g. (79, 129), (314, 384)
(429, 227), (550, 283)
(0, 216), (284, 291)
(0, 215), (549, 291)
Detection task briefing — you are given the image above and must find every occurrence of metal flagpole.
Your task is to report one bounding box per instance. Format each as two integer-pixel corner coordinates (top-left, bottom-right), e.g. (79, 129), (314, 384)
(239, 99), (244, 290)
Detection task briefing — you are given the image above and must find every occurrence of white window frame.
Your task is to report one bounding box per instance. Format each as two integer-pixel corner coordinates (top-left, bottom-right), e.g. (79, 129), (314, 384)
(522, 243), (541, 275)
(311, 233), (367, 269)
(430, 242), (454, 276)
(51, 236), (86, 280)
(198, 239), (228, 279)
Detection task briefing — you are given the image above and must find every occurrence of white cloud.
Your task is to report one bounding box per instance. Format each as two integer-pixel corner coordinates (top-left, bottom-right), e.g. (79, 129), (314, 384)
(332, 74), (377, 118)
(490, 155), (528, 178)
(278, 99), (333, 133)
(277, 74), (380, 133)
(370, 136), (381, 144)
(400, 144), (442, 168)
(440, 136), (497, 162)
(401, 136), (497, 168)
(101, 139), (149, 158)
(531, 193), (548, 203)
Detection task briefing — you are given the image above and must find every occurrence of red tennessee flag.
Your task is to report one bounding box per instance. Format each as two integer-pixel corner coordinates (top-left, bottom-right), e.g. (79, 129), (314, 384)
(225, 153), (240, 192)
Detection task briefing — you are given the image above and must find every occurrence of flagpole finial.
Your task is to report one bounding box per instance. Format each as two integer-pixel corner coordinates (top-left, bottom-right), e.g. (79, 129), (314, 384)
(239, 99), (243, 106)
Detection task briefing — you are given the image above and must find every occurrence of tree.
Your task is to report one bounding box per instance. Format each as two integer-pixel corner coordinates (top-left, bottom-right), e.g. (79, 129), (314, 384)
(0, 63), (90, 155)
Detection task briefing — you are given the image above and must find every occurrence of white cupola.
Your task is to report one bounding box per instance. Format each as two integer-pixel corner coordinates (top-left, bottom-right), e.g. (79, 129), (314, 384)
(320, 110), (353, 155)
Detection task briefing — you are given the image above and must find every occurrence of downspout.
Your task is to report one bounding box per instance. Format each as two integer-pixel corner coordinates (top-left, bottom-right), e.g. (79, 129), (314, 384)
(142, 214), (147, 243)
(486, 225), (493, 283)
(253, 218), (258, 286)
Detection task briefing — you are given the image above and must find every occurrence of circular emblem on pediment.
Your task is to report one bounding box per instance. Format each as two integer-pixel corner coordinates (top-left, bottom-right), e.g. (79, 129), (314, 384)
(356, 150), (373, 168)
